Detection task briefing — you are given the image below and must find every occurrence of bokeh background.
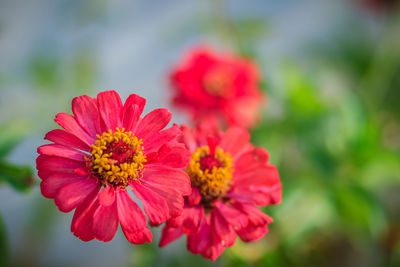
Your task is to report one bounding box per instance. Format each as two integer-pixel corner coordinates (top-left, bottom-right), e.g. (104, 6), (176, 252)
(1, 0), (400, 266)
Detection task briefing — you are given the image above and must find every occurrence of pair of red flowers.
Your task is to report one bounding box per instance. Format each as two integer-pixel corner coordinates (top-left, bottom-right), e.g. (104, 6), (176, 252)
(36, 47), (281, 260)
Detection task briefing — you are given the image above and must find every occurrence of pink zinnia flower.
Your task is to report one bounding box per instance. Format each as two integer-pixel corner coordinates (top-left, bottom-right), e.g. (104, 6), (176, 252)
(170, 46), (263, 129)
(36, 90), (191, 244)
(159, 124), (281, 260)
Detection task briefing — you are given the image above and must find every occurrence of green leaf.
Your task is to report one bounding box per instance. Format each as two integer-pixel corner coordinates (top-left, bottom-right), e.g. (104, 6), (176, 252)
(0, 161), (34, 192)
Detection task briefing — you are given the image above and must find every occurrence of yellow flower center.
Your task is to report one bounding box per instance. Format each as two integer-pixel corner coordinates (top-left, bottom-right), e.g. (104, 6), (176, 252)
(87, 128), (146, 187)
(187, 145), (234, 203)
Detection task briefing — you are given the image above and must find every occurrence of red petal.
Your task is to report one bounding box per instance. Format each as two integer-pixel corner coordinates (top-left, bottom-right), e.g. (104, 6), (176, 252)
(141, 184), (185, 218)
(148, 143), (190, 169)
(45, 129), (90, 152)
(97, 186), (116, 206)
(142, 165), (191, 196)
(40, 172), (86, 198)
(215, 201), (248, 229)
(223, 96), (261, 129)
(212, 208), (236, 247)
(237, 224), (268, 242)
(37, 144), (86, 162)
(123, 93), (146, 117)
(234, 203), (273, 226)
(219, 126), (250, 157)
(143, 123), (182, 153)
(187, 215), (211, 254)
(159, 225), (184, 247)
(36, 155), (85, 178)
(229, 183), (282, 206)
(71, 188), (100, 241)
(55, 113), (95, 145)
(116, 190), (152, 244)
(182, 205), (205, 234)
(181, 125), (197, 153)
(234, 148), (269, 173)
(97, 90), (123, 130)
(72, 95), (101, 137)
(202, 242), (225, 261)
(233, 165), (280, 191)
(135, 108), (172, 140)
(92, 188), (118, 242)
(122, 104), (141, 132)
(233, 203), (272, 242)
(131, 182), (169, 225)
(187, 187), (201, 205)
(55, 178), (99, 212)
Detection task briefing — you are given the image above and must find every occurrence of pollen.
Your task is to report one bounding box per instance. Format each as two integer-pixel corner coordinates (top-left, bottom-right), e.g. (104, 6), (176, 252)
(87, 128), (146, 187)
(187, 145), (234, 203)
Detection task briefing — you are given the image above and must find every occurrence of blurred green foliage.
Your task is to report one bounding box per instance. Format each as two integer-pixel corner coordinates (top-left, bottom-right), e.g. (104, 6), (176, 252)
(0, 1), (399, 266)
(0, 121), (34, 192)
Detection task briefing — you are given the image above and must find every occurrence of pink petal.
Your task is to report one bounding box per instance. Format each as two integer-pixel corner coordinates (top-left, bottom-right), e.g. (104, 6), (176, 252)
(131, 182), (169, 225)
(135, 108), (172, 140)
(143, 123), (182, 153)
(123, 93), (146, 117)
(159, 225), (184, 247)
(142, 165), (191, 196)
(40, 172), (86, 198)
(55, 113), (95, 146)
(122, 94), (146, 132)
(233, 165), (280, 189)
(72, 95), (102, 137)
(97, 186), (116, 206)
(166, 212), (184, 228)
(187, 215), (211, 254)
(187, 187), (201, 205)
(224, 96), (261, 129)
(37, 144), (86, 162)
(141, 183), (185, 218)
(203, 227), (225, 261)
(215, 201), (248, 229)
(181, 125), (197, 153)
(212, 208), (236, 247)
(36, 155), (85, 178)
(97, 90), (123, 130)
(219, 126), (250, 157)
(92, 188), (118, 242)
(234, 148), (269, 173)
(202, 242), (225, 261)
(234, 203), (273, 226)
(122, 104), (141, 132)
(182, 205), (205, 234)
(237, 224), (269, 242)
(229, 183), (282, 206)
(148, 143), (190, 169)
(71, 189), (100, 241)
(233, 203), (272, 242)
(45, 129), (90, 152)
(116, 190), (152, 244)
(55, 178), (99, 212)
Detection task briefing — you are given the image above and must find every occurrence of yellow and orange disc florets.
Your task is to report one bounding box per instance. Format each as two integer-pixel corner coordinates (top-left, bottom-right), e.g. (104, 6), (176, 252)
(187, 145), (234, 203)
(87, 128), (146, 187)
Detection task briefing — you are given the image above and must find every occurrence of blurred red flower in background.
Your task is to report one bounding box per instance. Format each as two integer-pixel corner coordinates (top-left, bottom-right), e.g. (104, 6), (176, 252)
(159, 123), (281, 260)
(170, 47), (264, 129)
(36, 90), (191, 244)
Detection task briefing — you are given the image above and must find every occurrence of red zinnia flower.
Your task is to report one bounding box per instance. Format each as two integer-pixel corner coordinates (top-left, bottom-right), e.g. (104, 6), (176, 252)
(36, 90), (191, 244)
(170, 46), (263, 129)
(159, 124), (281, 260)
